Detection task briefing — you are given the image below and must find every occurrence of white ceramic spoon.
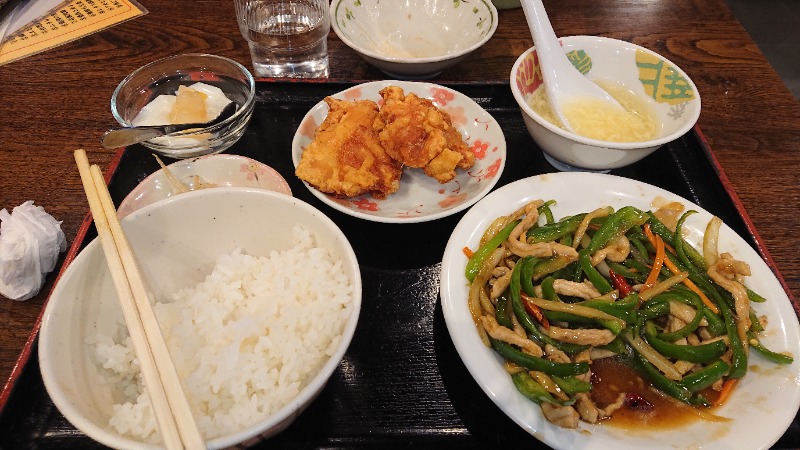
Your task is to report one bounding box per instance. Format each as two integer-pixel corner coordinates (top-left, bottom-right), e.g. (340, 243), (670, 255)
(520, 0), (624, 132)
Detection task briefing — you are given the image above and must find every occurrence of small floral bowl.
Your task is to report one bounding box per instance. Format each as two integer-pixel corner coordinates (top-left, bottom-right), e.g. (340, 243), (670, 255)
(117, 154), (291, 218)
(510, 36), (701, 171)
(330, 0), (498, 79)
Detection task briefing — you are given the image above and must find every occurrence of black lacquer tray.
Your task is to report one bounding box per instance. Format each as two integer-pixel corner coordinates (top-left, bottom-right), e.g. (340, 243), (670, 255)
(1, 81), (798, 449)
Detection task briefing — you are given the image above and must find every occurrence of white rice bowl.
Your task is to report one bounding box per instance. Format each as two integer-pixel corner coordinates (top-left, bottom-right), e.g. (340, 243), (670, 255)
(39, 188), (362, 449)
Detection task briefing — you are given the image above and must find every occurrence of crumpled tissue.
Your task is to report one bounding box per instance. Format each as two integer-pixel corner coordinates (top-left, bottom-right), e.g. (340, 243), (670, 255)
(0, 201), (67, 301)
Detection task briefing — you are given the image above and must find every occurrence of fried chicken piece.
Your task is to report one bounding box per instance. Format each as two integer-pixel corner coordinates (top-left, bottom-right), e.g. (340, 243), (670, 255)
(378, 86), (475, 184)
(296, 97), (402, 199)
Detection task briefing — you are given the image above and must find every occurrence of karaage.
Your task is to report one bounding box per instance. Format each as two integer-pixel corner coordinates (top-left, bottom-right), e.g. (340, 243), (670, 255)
(378, 86), (475, 183)
(295, 97), (402, 199)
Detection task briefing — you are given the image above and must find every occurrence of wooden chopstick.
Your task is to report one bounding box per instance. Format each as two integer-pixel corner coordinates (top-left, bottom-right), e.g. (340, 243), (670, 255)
(74, 149), (205, 450)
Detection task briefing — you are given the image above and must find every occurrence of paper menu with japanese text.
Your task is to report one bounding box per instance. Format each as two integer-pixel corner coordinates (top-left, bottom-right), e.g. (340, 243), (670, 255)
(0, 0), (147, 66)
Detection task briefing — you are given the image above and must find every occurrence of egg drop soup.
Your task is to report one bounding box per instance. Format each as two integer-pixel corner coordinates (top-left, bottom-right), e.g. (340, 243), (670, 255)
(527, 79), (661, 143)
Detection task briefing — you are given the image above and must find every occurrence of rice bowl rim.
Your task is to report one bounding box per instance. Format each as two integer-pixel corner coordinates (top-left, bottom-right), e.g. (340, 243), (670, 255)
(38, 187), (363, 449)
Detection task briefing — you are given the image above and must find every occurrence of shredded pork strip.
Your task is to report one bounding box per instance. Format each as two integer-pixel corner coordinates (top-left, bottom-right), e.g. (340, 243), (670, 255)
(541, 403), (580, 429)
(707, 253), (752, 349)
(543, 326), (617, 346)
(591, 234), (631, 265)
(508, 240), (579, 259)
(481, 315), (544, 356)
(572, 207), (613, 249)
(552, 279), (601, 299)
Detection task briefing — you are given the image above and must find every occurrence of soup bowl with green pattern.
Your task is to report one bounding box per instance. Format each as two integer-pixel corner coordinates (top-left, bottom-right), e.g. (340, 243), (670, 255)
(511, 36), (701, 172)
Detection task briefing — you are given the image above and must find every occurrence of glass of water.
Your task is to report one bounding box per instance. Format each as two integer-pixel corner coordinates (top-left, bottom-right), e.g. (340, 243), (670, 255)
(234, 0), (330, 78)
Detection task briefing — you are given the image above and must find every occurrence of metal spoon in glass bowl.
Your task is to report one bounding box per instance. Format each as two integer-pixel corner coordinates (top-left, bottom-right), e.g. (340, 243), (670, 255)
(520, 0), (624, 133)
(100, 102), (237, 149)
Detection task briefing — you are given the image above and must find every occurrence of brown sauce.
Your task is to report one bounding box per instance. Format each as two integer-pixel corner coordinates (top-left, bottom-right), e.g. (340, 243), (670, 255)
(591, 356), (721, 429)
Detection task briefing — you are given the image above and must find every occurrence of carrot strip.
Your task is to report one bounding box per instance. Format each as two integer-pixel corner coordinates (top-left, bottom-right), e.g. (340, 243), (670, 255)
(463, 246), (475, 258)
(643, 224), (720, 314)
(642, 229), (665, 291)
(714, 379), (738, 407)
(662, 255), (720, 314)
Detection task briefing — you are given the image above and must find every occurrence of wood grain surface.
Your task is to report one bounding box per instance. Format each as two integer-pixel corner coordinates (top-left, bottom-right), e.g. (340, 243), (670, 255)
(1, 0), (798, 409)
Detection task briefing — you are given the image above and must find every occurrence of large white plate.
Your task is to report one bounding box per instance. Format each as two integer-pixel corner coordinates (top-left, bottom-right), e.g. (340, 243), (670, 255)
(291, 80), (506, 223)
(440, 172), (800, 450)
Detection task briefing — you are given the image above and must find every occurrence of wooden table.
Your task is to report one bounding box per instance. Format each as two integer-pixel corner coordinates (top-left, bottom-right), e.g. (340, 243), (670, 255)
(1, 0), (798, 435)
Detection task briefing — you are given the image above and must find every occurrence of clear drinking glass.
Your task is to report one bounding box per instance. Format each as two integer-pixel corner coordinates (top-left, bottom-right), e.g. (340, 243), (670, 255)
(234, 0), (330, 78)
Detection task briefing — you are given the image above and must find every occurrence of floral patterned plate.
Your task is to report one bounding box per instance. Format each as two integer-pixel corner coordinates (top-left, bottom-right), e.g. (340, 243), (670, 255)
(117, 154), (292, 218)
(291, 80), (506, 223)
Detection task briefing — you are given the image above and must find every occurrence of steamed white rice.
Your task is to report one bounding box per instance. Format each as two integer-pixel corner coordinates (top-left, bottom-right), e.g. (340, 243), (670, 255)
(88, 225), (354, 442)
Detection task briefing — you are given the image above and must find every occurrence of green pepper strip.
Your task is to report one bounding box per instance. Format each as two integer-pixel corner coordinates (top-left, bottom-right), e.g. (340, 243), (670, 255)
(632, 351), (694, 404)
(747, 287), (767, 303)
(509, 257), (539, 335)
(540, 276), (560, 302)
(531, 256), (573, 281)
(524, 276), (589, 354)
(624, 258), (652, 279)
(669, 284), (726, 335)
(628, 236), (653, 266)
(579, 250), (613, 294)
(644, 322), (727, 364)
(673, 210), (701, 274)
(491, 339), (590, 377)
(654, 291), (705, 342)
(585, 206), (649, 254)
(607, 262), (646, 284)
(519, 256), (539, 296)
(747, 331), (794, 364)
(637, 297), (671, 320)
(676, 360), (730, 392)
(529, 258), (621, 334)
(527, 213), (586, 243)
(703, 308), (727, 337)
(495, 294), (514, 329)
(748, 309), (764, 332)
(666, 250), (729, 312)
(570, 258), (583, 282)
(538, 304), (625, 335)
(626, 224), (648, 242)
(465, 219), (520, 282)
(719, 302), (748, 378)
(669, 215), (739, 316)
(537, 201), (556, 225)
(647, 214), (706, 270)
(598, 336), (628, 355)
(511, 371), (575, 406)
(510, 259), (587, 353)
(551, 261), (577, 281)
(542, 310), (596, 324)
(578, 293), (639, 325)
(552, 375), (592, 395)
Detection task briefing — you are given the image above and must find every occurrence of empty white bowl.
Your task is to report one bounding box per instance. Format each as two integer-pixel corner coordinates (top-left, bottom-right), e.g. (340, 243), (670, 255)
(510, 36), (701, 171)
(331, 0), (498, 79)
(39, 188), (361, 449)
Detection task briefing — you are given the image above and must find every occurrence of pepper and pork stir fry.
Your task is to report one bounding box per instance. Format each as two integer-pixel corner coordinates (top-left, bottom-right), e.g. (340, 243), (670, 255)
(463, 200), (793, 428)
